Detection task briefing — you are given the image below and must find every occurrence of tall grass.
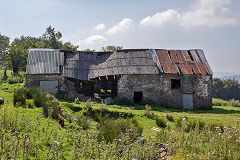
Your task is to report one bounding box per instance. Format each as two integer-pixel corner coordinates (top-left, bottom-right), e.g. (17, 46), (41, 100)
(157, 118), (240, 159)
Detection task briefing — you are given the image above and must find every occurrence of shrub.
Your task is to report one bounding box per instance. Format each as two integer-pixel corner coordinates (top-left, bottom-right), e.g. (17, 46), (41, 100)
(166, 114), (174, 122)
(97, 118), (143, 143)
(228, 99), (240, 107)
(43, 94), (60, 119)
(110, 97), (133, 106)
(212, 98), (228, 106)
(83, 106), (134, 121)
(7, 75), (23, 84)
(56, 90), (75, 102)
(13, 87), (27, 106)
(33, 89), (48, 108)
(26, 102), (34, 108)
(76, 115), (90, 130)
(75, 98), (80, 104)
(144, 104), (155, 119)
(175, 118), (182, 128)
(26, 87), (39, 99)
(156, 117), (167, 128)
(184, 119), (206, 132)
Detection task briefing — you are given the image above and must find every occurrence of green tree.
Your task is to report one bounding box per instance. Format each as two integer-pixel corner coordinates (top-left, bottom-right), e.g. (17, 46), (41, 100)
(1, 26), (78, 75)
(213, 78), (240, 100)
(101, 45), (123, 51)
(40, 26), (78, 50)
(0, 34), (10, 77)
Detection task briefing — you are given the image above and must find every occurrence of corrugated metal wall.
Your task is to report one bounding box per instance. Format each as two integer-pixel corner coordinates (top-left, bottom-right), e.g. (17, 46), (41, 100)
(26, 49), (64, 74)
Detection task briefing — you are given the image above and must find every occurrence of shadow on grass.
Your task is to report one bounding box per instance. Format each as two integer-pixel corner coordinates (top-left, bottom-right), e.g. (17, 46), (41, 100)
(119, 105), (240, 115)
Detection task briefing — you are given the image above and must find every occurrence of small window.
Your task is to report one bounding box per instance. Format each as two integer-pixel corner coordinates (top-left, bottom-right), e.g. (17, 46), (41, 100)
(134, 92), (143, 104)
(59, 65), (63, 73)
(171, 79), (181, 89)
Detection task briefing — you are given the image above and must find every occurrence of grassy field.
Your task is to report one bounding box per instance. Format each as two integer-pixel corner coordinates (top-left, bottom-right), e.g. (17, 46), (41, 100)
(0, 81), (240, 159)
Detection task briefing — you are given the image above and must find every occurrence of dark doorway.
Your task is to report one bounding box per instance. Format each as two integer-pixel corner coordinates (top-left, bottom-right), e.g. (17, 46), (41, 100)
(134, 92), (143, 104)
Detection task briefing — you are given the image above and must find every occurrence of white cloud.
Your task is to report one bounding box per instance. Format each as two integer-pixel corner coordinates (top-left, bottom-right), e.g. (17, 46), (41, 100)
(79, 35), (108, 49)
(140, 0), (239, 28)
(106, 18), (134, 35)
(94, 23), (106, 30)
(140, 9), (180, 27)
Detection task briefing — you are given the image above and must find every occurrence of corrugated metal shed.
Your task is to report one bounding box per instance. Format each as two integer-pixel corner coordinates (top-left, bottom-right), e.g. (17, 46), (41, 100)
(26, 49), (64, 74)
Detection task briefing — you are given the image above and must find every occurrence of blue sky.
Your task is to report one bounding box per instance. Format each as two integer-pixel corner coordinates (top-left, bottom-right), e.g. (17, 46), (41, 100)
(0, 0), (240, 73)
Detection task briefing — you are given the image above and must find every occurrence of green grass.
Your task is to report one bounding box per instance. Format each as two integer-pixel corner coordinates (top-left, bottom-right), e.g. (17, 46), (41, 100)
(1, 80), (240, 159)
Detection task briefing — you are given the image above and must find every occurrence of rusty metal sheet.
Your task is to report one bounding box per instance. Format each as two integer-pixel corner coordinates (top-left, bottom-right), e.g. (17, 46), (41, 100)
(169, 50), (178, 63)
(156, 50), (179, 74)
(190, 50), (207, 75)
(195, 49), (213, 75)
(182, 51), (192, 62)
(178, 51), (193, 74)
(189, 63), (201, 74)
(178, 63), (193, 74)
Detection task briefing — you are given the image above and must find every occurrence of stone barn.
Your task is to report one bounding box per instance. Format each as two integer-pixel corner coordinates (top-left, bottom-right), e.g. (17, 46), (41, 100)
(26, 48), (213, 109)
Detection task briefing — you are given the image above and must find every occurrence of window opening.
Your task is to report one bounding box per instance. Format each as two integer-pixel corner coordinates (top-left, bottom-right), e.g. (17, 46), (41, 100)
(171, 79), (181, 89)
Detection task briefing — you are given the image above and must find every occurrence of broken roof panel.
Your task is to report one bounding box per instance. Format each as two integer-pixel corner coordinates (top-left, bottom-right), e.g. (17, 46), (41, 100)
(195, 49), (213, 75)
(27, 48), (212, 79)
(156, 50), (179, 74)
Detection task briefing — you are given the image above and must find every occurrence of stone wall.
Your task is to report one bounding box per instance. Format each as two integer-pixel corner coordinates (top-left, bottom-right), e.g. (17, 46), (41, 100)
(117, 74), (212, 109)
(26, 74), (64, 89)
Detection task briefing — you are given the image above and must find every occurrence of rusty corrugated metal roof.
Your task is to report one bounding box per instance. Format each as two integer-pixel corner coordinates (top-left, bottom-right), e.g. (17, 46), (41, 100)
(152, 49), (212, 75)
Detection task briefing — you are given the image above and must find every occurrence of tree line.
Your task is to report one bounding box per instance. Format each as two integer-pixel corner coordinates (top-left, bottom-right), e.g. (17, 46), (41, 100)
(0, 26), (122, 75)
(213, 78), (240, 100)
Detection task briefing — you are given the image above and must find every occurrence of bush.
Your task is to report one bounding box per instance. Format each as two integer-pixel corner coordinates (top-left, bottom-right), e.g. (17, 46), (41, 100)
(184, 119), (206, 132)
(76, 115), (90, 130)
(43, 94), (60, 119)
(97, 118), (143, 143)
(25, 87), (39, 99)
(228, 99), (240, 107)
(7, 75), (23, 84)
(56, 90), (75, 102)
(212, 98), (228, 106)
(156, 117), (167, 128)
(75, 98), (80, 104)
(13, 87), (27, 106)
(175, 118), (182, 128)
(111, 97), (133, 106)
(33, 89), (48, 108)
(83, 107), (134, 121)
(144, 104), (155, 119)
(166, 114), (174, 122)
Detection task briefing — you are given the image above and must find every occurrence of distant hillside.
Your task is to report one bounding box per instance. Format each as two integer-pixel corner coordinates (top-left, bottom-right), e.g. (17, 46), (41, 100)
(222, 75), (240, 83)
(214, 72), (240, 82)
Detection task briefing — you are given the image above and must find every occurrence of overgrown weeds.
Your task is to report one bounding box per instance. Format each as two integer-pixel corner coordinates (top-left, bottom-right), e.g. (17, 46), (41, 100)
(97, 118), (143, 143)
(144, 104), (155, 119)
(166, 114), (174, 122)
(7, 75), (23, 84)
(156, 117), (167, 128)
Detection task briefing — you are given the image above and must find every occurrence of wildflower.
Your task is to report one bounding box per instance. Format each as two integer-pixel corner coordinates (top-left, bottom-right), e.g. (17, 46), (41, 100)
(182, 118), (187, 122)
(114, 139), (122, 143)
(152, 127), (160, 132)
(52, 140), (59, 147)
(237, 120), (239, 124)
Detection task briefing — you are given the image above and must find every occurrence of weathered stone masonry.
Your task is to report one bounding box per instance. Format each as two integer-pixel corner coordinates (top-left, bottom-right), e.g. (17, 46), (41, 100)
(26, 74), (64, 89)
(118, 74), (212, 109)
